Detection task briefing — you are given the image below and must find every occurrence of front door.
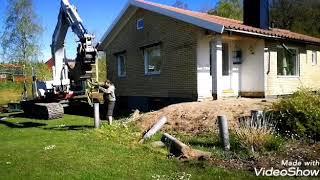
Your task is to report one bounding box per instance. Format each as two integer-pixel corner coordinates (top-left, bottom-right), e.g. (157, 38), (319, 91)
(221, 43), (232, 94)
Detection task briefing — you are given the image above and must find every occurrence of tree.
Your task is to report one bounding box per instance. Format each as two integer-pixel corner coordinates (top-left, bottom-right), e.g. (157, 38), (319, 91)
(209, 0), (243, 20)
(172, 0), (188, 10)
(0, 0), (42, 64)
(270, 0), (320, 37)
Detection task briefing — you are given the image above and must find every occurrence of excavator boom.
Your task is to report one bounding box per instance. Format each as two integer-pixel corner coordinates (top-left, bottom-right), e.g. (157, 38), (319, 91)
(22, 0), (98, 120)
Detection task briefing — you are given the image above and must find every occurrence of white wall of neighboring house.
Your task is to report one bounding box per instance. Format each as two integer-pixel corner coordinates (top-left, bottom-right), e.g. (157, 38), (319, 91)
(239, 38), (265, 93)
(197, 35), (212, 100)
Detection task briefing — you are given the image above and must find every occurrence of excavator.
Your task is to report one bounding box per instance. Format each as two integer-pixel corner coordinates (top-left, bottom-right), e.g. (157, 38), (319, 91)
(21, 0), (101, 119)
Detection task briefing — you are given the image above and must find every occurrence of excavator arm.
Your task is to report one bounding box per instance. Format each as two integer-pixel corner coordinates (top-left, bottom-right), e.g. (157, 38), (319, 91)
(51, 0), (97, 93)
(21, 0), (100, 120)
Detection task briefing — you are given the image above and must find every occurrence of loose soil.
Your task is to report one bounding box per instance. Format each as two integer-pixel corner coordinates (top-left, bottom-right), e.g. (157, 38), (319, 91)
(134, 98), (272, 135)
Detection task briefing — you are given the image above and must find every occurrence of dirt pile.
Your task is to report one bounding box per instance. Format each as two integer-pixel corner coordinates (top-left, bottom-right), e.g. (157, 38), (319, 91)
(134, 98), (272, 135)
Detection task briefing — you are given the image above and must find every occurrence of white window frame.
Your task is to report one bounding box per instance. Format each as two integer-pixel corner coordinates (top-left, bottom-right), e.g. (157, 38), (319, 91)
(117, 54), (126, 77)
(276, 46), (300, 77)
(136, 18), (144, 30)
(312, 50), (317, 66)
(144, 45), (161, 75)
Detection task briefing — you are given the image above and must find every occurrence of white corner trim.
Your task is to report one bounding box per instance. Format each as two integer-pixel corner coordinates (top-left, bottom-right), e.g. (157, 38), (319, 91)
(100, 0), (225, 49)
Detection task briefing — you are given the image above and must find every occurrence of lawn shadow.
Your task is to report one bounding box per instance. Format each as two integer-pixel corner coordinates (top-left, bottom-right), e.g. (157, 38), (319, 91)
(0, 120), (47, 128)
(65, 102), (131, 120)
(0, 112), (25, 119)
(64, 102), (93, 116)
(44, 125), (93, 131)
(187, 139), (220, 148)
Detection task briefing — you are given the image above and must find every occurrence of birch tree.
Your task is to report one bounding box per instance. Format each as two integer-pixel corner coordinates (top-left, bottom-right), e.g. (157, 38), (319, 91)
(0, 0), (42, 64)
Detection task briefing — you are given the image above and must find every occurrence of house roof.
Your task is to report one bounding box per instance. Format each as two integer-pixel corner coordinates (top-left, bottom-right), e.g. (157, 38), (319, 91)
(100, 0), (320, 48)
(45, 58), (55, 68)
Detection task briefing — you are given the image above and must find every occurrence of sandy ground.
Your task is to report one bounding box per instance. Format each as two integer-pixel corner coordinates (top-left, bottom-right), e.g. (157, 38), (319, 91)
(134, 98), (273, 135)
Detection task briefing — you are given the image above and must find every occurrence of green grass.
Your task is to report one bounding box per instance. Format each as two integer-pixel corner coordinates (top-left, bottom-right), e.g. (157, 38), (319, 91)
(0, 115), (270, 179)
(0, 82), (24, 105)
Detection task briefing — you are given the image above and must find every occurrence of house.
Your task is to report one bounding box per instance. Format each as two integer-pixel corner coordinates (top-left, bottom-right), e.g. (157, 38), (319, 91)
(0, 64), (24, 82)
(45, 58), (55, 69)
(99, 0), (320, 111)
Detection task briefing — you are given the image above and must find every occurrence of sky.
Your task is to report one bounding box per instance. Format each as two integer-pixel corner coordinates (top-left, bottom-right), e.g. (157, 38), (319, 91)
(0, 0), (217, 62)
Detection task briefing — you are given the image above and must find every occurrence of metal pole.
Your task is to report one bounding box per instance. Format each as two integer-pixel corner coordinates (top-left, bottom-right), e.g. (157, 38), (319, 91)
(218, 115), (230, 151)
(94, 103), (100, 128)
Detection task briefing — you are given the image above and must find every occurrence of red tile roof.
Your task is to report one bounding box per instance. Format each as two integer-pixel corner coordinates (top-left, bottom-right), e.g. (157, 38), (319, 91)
(136, 0), (320, 44)
(45, 58), (55, 68)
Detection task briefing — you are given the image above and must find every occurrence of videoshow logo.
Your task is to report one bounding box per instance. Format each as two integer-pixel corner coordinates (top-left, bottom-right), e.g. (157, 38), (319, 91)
(255, 160), (320, 177)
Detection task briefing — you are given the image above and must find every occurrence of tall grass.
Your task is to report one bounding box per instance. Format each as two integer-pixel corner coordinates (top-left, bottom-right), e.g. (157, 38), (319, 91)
(234, 114), (283, 153)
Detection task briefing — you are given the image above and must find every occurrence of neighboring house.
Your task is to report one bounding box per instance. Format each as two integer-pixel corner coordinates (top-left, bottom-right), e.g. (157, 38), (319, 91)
(0, 64), (24, 82)
(45, 58), (55, 69)
(99, 0), (320, 111)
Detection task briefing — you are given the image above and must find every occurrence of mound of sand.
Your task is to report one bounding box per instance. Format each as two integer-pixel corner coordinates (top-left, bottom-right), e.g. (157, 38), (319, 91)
(134, 98), (272, 135)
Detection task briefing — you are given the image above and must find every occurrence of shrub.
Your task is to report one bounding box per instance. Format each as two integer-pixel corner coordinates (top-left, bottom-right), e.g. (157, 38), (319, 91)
(272, 88), (320, 141)
(233, 114), (283, 153)
(97, 53), (107, 82)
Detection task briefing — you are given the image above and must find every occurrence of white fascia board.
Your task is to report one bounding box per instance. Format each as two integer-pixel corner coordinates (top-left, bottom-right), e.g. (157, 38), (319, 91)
(225, 28), (282, 40)
(131, 0), (224, 34)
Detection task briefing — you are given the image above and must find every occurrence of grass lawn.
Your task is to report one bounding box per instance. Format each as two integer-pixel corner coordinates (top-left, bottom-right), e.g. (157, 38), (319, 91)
(0, 82), (24, 105)
(0, 114), (287, 179)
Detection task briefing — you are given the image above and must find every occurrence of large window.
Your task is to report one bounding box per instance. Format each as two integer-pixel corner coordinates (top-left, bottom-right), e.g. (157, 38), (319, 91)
(117, 54), (126, 77)
(277, 46), (299, 76)
(144, 45), (161, 75)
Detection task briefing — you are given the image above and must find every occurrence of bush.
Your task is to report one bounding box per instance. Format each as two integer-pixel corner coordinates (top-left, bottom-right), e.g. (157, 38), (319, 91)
(97, 53), (107, 82)
(233, 115), (283, 153)
(272, 88), (320, 141)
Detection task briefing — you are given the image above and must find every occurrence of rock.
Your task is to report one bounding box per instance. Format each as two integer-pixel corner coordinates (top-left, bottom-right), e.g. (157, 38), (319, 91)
(151, 141), (166, 148)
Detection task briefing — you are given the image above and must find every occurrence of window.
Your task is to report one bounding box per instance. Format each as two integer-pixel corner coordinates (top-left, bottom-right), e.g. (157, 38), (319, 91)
(312, 50), (317, 65)
(277, 46), (299, 76)
(222, 43), (229, 76)
(144, 45), (161, 75)
(117, 54), (126, 77)
(137, 18), (144, 30)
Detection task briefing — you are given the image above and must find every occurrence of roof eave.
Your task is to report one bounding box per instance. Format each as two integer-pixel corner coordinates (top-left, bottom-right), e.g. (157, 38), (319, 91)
(225, 28), (320, 45)
(99, 0), (224, 50)
(130, 0), (224, 33)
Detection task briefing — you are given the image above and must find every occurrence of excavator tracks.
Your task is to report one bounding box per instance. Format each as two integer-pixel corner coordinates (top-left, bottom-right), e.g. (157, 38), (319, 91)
(21, 101), (64, 120)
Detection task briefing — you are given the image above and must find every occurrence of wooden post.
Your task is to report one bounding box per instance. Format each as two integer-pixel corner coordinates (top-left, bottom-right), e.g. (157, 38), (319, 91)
(218, 115), (230, 151)
(94, 103), (100, 128)
(251, 110), (263, 128)
(161, 133), (189, 154)
(161, 133), (211, 160)
(139, 116), (167, 143)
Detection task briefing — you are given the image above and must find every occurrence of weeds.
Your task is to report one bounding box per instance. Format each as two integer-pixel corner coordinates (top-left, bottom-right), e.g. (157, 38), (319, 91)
(234, 113), (283, 153)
